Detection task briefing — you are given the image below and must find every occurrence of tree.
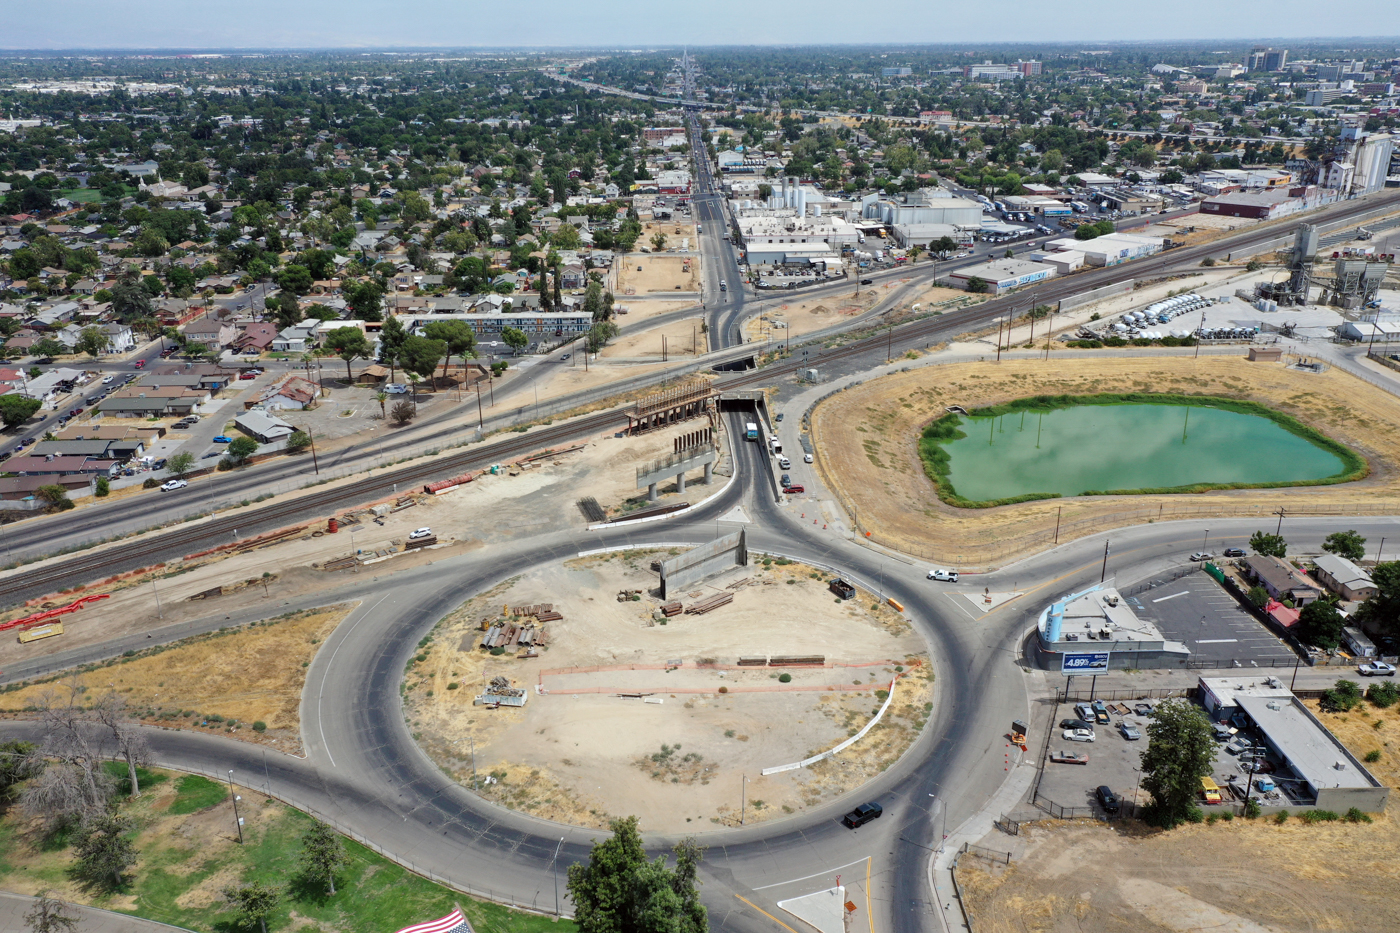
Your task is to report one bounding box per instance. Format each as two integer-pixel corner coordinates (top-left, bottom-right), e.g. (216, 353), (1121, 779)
(73, 812), (137, 888)
(1354, 561), (1400, 639)
(1249, 531), (1287, 558)
(226, 437), (258, 465)
(91, 694), (149, 798)
(0, 394), (42, 429)
(23, 891), (80, 933)
(1322, 530), (1367, 563)
(374, 391), (388, 420)
(567, 816), (706, 933)
(33, 338), (65, 359)
(501, 326), (528, 355)
(343, 279), (384, 321)
(1138, 699), (1215, 828)
(1297, 599), (1346, 651)
(552, 222), (581, 251)
(298, 820), (348, 895)
(109, 277), (153, 322)
(390, 399), (415, 425)
(586, 321), (619, 353)
(75, 326), (107, 358)
(1247, 585), (1270, 608)
(422, 320), (477, 382)
(286, 431), (312, 453)
(650, 231), (668, 253)
(166, 451), (196, 478)
(0, 740), (36, 804)
(36, 485), (74, 512)
(221, 882), (280, 933)
(19, 686), (113, 831)
(321, 326), (372, 383)
(377, 314), (408, 382)
(400, 335), (447, 390)
(276, 264), (313, 297)
(965, 276), (989, 294)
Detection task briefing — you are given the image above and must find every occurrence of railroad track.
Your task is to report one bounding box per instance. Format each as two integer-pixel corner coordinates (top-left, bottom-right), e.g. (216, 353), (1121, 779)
(5, 189), (1398, 601)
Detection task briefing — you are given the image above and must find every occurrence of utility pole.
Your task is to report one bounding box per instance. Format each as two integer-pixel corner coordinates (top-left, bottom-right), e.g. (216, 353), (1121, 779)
(1376, 537), (1386, 564)
(474, 382), (484, 429)
(1100, 540), (1111, 583)
(1275, 507), (1286, 536)
(741, 774), (747, 825)
(470, 736), (478, 791)
(306, 430), (320, 475)
(151, 576), (163, 619)
(995, 314), (1005, 362)
(227, 770), (244, 844)
(553, 837), (565, 918)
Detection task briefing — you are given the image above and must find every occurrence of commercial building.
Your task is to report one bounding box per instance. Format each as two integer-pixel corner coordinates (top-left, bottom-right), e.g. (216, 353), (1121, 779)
(1033, 583), (1189, 670)
(890, 223), (969, 249)
(1200, 186), (1340, 221)
(1041, 232), (1162, 267)
(1352, 133), (1395, 196)
(235, 409), (297, 444)
(734, 214), (856, 265)
(880, 67), (912, 77)
(861, 190), (983, 229)
(947, 258), (1055, 294)
(1248, 47), (1289, 72)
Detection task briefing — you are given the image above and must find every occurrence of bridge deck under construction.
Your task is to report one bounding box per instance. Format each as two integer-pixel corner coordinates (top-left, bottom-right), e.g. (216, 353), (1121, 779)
(625, 378), (717, 434)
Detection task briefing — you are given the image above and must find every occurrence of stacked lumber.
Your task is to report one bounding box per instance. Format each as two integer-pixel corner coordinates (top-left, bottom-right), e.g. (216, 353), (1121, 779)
(660, 601), (683, 617)
(685, 592), (733, 615)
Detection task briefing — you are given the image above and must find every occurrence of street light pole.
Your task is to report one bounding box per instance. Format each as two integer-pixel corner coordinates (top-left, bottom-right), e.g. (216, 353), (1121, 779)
(553, 837), (565, 918)
(227, 770), (244, 844)
(1203, 529), (1210, 552)
(1100, 540), (1111, 583)
(741, 774), (747, 825)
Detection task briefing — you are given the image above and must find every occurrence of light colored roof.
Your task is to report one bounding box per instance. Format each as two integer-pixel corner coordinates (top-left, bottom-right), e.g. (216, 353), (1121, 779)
(1236, 694), (1380, 791)
(1312, 553), (1374, 588)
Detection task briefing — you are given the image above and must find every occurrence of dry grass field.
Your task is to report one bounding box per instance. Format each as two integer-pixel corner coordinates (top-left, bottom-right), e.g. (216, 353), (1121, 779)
(811, 356), (1400, 567)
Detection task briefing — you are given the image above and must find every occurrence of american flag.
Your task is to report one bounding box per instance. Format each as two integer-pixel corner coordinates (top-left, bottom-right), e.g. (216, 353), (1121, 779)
(393, 909), (473, 933)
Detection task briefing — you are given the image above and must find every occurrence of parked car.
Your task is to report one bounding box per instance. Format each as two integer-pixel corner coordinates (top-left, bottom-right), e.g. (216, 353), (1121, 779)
(841, 802), (882, 828)
(1059, 718), (1093, 732)
(1062, 728), (1096, 743)
(1358, 661), (1397, 677)
(926, 568), (959, 582)
(1074, 703), (1096, 723)
(1189, 551), (1213, 562)
(101, 375), (114, 384)
(1091, 699), (1110, 724)
(1049, 750), (1089, 765)
(408, 527), (433, 540)
(783, 484), (805, 494)
(239, 372), (258, 380)
(804, 453), (814, 463)
(1212, 722), (1234, 741)
(1133, 702), (1153, 715)
(1222, 547), (1246, 558)
(780, 473), (791, 487)
(160, 479), (188, 492)
(212, 435), (232, 443)
(1118, 722), (1142, 741)
(1096, 785), (1120, 814)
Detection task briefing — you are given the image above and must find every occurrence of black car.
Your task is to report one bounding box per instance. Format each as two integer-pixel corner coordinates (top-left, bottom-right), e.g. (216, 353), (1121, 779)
(1222, 547), (1246, 558)
(1096, 785), (1120, 814)
(1059, 718), (1093, 731)
(842, 802), (883, 828)
(780, 473), (791, 487)
(859, 278), (874, 285)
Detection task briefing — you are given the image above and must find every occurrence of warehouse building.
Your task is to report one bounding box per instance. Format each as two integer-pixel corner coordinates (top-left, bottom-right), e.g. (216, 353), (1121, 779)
(946, 258), (1055, 294)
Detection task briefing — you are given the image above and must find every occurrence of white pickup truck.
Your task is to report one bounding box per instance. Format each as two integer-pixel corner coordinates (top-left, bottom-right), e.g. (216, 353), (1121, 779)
(1358, 661), (1397, 677)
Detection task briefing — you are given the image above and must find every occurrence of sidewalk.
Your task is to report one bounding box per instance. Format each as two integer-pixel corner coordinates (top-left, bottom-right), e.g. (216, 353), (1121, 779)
(0, 891), (196, 933)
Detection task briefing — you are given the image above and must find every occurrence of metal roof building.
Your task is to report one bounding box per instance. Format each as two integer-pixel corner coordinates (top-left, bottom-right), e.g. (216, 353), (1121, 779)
(1235, 694), (1388, 812)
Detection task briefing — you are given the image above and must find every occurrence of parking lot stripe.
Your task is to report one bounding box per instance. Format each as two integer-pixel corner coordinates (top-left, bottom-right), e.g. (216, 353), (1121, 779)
(1196, 638), (1239, 643)
(1151, 590), (1191, 603)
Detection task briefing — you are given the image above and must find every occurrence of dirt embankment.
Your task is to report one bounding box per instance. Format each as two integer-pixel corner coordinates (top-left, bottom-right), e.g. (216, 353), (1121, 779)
(811, 356), (1400, 567)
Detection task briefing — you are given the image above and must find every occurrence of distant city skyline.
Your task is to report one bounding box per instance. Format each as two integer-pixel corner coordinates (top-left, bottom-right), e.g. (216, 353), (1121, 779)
(4, 1), (1400, 51)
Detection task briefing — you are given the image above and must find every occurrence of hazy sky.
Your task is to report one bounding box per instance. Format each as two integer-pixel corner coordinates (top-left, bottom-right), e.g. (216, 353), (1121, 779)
(6, 1), (1399, 50)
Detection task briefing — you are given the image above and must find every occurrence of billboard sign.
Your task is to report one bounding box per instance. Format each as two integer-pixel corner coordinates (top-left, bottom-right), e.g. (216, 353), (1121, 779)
(1061, 651), (1111, 674)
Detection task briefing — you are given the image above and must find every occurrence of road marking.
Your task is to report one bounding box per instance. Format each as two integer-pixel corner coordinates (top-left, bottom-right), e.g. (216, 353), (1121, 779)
(734, 895), (799, 933)
(753, 855), (874, 890)
(1196, 638), (1239, 644)
(866, 855), (874, 933)
(316, 594), (389, 768)
(1151, 591), (1191, 603)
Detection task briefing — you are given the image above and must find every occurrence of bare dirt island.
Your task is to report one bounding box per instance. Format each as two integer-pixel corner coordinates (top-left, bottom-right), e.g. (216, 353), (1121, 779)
(811, 356), (1395, 567)
(403, 550), (931, 832)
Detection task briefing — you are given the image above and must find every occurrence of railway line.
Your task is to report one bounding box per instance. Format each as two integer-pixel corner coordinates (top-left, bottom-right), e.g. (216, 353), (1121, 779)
(3, 188), (1398, 603)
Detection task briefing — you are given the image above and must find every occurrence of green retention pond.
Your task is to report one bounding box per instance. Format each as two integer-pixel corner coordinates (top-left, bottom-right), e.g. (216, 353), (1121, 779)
(920, 394), (1364, 507)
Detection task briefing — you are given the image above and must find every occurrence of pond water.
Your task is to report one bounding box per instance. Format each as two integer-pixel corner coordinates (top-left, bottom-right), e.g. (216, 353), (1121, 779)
(941, 403), (1349, 502)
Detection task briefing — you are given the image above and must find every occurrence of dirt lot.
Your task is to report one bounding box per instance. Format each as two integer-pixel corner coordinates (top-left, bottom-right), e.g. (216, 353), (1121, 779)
(742, 289), (882, 343)
(959, 697), (1400, 933)
(0, 422), (721, 668)
(811, 356), (1398, 567)
(402, 551), (930, 832)
(613, 298), (699, 326)
(0, 604), (352, 753)
(600, 319), (706, 359)
(616, 254), (700, 295)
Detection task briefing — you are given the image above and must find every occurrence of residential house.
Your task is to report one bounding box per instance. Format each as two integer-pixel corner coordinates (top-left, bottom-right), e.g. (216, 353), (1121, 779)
(3, 454), (119, 478)
(258, 376), (319, 410)
(1243, 555), (1325, 605)
(183, 317), (238, 349)
(234, 322), (278, 353)
(0, 473), (97, 509)
(1311, 553), (1378, 602)
(234, 409), (296, 443)
(272, 320), (322, 354)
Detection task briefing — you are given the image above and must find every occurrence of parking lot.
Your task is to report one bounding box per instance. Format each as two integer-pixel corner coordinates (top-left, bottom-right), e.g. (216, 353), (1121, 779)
(1035, 692), (1306, 820)
(1121, 568), (1298, 665)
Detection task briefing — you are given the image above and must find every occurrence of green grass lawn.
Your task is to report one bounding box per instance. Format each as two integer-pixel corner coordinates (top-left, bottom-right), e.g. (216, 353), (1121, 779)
(57, 188), (104, 203)
(0, 768), (573, 933)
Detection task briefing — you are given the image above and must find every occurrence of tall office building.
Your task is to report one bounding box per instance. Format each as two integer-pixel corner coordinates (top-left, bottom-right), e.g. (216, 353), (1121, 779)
(1249, 48), (1289, 72)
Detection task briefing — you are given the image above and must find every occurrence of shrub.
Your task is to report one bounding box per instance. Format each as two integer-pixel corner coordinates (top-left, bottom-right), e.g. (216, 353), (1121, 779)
(778, 673), (792, 683)
(1346, 807), (1373, 823)
(718, 686), (728, 694)
(143, 477), (162, 488)
(1274, 810), (1289, 824)
(251, 721), (267, 732)
(1364, 749), (1382, 763)
(1244, 798), (1261, 819)
(1300, 809), (1339, 823)
(95, 476), (110, 497)
(447, 682), (460, 690)
(1367, 681), (1400, 708)
(489, 646), (505, 656)
(1184, 807), (1204, 823)
(1221, 811), (1233, 821)
(1322, 679), (1364, 712)
(1205, 813), (1218, 825)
